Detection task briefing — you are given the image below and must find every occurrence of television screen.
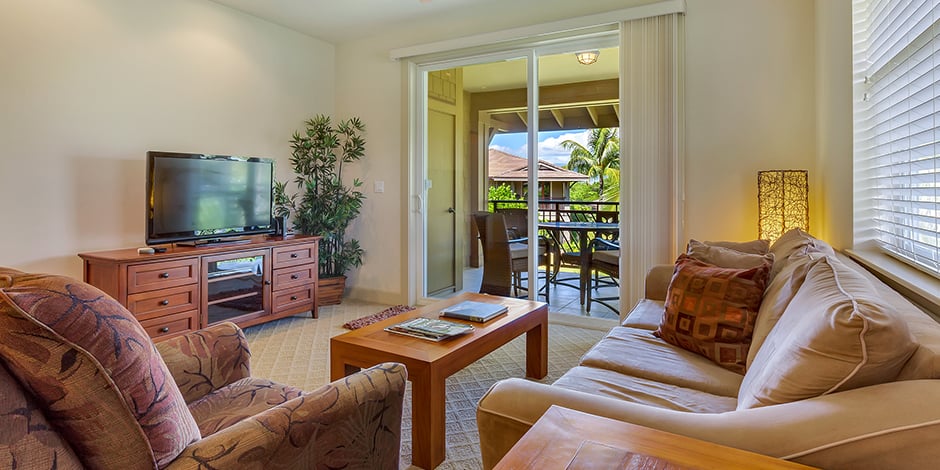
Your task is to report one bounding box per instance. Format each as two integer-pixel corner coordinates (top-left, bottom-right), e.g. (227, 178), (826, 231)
(146, 151), (274, 245)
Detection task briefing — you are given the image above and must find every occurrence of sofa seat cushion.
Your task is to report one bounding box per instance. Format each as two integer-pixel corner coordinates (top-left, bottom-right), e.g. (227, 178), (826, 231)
(655, 255), (770, 374)
(0, 271), (200, 468)
(578, 327), (743, 398)
(738, 256), (918, 409)
(621, 299), (664, 330)
(188, 377), (304, 436)
(553, 366), (737, 413)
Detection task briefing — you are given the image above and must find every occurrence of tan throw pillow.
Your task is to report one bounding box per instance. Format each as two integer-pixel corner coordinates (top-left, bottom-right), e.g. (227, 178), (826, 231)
(687, 240), (774, 269)
(655, 255), (771, 374)
(699, 238), (770, 255)
(737, 256), (918, 409)
(0, 272), (200, 468)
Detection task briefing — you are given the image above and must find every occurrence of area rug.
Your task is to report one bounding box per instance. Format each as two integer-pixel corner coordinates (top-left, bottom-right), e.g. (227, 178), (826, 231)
(242, 299), (608, 470)
(342, 304), (415, 329)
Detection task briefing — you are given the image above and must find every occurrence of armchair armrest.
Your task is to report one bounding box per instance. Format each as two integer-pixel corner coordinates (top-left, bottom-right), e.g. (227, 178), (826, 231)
(166, 363), (407, 470)
(156, 322), (251, 404)
(478, 378), (940, 470)
(644, 264), (675, 301)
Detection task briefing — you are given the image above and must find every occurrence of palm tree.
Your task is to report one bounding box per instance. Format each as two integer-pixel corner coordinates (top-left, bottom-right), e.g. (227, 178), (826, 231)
(561, 128), (620, 198)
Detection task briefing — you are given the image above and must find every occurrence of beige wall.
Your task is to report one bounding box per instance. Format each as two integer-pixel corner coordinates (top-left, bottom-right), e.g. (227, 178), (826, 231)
(0, 0), (333, 278)
(683, 0), (817, 243)
(814, 0), (853, 249)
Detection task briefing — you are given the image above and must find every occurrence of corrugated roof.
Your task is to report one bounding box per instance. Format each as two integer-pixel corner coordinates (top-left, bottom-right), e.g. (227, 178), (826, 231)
(488, 149), (589, 182)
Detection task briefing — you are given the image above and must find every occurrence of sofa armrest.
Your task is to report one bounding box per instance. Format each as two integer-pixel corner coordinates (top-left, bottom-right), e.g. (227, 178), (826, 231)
(644, 264), (674, 301)
(166, 362), (407, 470)
(156, 322), (251, 404)
(477, 378), (940, 470)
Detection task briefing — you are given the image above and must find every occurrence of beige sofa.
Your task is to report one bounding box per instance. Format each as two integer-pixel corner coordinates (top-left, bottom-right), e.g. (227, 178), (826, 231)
(477, 230), (940, 469)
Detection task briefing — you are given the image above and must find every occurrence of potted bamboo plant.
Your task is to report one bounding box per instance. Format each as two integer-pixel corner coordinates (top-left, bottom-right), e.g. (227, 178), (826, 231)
(275, 114), (366, 305)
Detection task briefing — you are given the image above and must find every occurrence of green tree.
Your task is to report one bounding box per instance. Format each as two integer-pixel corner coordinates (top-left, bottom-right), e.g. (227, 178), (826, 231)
(562, 128), (620, 198)
(487, 183), (525, 211)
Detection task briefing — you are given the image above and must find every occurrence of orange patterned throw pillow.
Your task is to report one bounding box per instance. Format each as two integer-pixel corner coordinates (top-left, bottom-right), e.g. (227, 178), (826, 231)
(655, 254), (770, 374)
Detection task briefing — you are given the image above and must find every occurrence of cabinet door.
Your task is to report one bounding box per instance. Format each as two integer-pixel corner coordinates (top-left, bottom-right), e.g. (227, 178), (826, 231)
(201, 249), (271, 327)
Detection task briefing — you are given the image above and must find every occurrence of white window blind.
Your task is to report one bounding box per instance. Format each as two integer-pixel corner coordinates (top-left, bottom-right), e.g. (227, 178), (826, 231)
(854, 0), (940, 276)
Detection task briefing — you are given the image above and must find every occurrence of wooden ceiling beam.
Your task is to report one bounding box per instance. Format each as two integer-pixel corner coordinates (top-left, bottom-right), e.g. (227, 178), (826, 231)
(550, 109), (565, 128)
(587, 106), (600, 127)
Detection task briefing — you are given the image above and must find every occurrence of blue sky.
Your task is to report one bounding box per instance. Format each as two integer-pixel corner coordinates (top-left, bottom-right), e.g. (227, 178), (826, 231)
(489, 129), (591, 167)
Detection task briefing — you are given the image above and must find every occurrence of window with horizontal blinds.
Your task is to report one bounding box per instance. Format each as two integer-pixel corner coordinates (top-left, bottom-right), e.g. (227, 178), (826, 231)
(854, 0), (940, 277)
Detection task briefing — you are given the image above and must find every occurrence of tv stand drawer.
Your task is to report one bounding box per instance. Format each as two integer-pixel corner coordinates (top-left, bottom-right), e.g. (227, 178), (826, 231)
(140, 310), (197, 341)
(128, 259), (199, 294)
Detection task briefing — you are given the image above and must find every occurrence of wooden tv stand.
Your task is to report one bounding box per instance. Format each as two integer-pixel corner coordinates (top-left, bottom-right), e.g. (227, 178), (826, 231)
(79, 235), (320, 341)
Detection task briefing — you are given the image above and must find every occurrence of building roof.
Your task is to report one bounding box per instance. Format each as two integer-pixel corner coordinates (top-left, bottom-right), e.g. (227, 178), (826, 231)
(488, 149), (589, 182)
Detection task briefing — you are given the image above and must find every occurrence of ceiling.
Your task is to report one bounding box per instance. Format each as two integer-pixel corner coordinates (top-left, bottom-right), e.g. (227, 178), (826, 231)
(210, 0), (511, 44)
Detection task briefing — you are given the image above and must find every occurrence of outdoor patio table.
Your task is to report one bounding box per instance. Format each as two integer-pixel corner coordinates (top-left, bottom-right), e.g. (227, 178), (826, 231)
(537, 220), (619, 305)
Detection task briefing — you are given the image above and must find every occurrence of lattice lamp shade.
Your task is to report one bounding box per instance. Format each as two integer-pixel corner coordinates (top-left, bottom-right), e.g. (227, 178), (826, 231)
(758, 170), (809, 243)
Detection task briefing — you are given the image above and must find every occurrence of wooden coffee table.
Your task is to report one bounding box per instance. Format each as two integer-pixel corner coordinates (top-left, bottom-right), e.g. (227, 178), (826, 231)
(495, 405), (817, 469)
(330, 292), (548, 470)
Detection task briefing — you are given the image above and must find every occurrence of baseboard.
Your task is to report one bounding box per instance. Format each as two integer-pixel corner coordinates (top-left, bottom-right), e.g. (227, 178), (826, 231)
(344, 287), (408, 306)
(548, 313), (617, 331)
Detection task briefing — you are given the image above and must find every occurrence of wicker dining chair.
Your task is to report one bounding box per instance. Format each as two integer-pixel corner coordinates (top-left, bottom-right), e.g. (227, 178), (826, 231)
(587, 237), (620, 313)
(473, 211), (552, 302)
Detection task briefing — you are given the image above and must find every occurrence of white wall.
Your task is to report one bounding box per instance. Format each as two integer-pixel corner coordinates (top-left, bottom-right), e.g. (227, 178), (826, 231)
(336, 0), (823, 303)
(0, 0), (333, 278)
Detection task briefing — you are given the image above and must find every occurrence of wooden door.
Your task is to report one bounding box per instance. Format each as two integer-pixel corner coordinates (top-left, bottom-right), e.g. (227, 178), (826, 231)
(427, 108), (457, 295)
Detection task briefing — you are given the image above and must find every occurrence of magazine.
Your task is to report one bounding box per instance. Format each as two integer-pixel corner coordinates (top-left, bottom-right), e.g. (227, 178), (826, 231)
(384, 317), (474, 342)
(439, 300), (508, 323)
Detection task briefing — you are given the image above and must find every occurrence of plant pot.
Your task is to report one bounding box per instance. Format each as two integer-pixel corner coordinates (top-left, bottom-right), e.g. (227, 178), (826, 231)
(319, 275), (346, 306)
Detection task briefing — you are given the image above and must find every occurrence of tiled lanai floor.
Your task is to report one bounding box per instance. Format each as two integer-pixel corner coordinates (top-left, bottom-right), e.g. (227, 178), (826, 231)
(433, 267), (621, 322)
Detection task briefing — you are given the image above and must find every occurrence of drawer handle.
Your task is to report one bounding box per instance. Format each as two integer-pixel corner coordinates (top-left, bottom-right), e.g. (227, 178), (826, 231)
(160, 300), (170, 306)
(290, 274), (299, 280)
(159, 272), (170, 279)
(290, 253), (299, 258)
(159, 327), (170, 333)
(290, 295), (298, 301)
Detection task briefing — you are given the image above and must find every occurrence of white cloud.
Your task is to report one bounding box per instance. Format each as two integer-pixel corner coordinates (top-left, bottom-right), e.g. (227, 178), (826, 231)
(489, 129), (593, 167)
(538, 130), (591, 162)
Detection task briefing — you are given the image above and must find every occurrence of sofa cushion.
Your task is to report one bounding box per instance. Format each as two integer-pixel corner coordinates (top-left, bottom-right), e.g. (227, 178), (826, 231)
(697, 238), (770, 254)
(687, 240), (774, 269)
(737, 256), (918, 409)
(0, 272), (200, 468)
(579, 326), (743, 397)
(621, 299), (665, 330)
(553, 365), (737, 413)
(746, 253), (818, 368)
(769, 229), (835, 280)
(655, 255), (770, 374)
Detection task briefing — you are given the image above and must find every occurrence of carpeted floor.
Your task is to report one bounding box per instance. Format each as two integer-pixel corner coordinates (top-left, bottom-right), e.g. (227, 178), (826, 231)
(242, 299), (612, 469)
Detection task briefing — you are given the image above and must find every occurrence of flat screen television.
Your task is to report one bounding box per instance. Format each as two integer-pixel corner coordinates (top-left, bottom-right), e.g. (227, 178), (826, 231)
(146, 151), (275, 246)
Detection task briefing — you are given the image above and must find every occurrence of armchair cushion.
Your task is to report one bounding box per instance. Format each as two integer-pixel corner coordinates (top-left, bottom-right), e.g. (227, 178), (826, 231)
(0, 272), (200, 468)
(156, 321), (251, 404)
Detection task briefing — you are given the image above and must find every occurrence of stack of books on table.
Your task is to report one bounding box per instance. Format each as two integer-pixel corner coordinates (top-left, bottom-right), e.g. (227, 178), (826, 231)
(385, 317), (474, 342)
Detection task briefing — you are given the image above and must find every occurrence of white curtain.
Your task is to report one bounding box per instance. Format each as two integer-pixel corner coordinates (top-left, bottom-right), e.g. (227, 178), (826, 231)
(619, 13), (685, 315)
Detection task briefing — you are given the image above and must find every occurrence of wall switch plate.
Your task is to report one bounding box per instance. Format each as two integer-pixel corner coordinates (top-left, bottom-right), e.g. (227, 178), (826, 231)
(374, 180), (385, 193)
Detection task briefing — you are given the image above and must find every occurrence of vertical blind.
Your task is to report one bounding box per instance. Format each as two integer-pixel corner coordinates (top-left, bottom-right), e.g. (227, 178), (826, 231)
(854, 0), (940, 276)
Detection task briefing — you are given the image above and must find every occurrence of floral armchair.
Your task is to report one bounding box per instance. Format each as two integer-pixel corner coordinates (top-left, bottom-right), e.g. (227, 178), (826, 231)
(0, 267), (406, 469)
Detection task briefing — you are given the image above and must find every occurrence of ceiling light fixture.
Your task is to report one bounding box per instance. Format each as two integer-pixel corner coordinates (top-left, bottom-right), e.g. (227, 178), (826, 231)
(575, 50), (600, 65)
